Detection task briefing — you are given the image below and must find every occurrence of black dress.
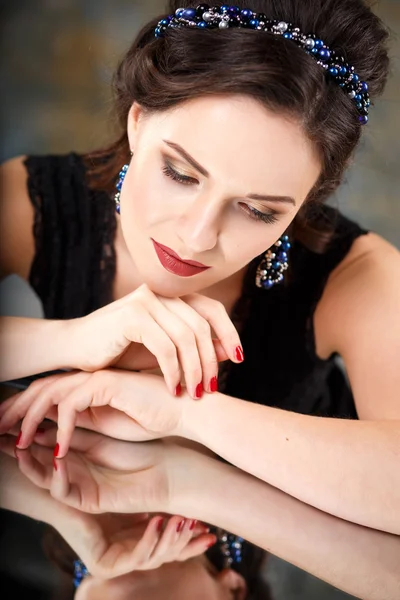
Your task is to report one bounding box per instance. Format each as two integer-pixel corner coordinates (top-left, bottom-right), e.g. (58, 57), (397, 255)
(24, 152), (369, 420)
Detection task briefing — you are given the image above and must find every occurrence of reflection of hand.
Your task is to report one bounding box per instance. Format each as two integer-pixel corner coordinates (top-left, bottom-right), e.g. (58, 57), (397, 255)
(0, 370), (184, 457)
(3, 426), (208, 517)
(0, 434), (216, 579)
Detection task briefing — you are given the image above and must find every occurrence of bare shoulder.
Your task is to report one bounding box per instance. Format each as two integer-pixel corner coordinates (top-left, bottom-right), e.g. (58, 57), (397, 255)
(0, 155), (36, 280)
(314, 231), (400, 359)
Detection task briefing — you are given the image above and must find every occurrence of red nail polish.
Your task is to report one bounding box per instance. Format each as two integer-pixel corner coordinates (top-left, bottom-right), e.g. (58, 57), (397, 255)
(235, 346), (244, 362)
(209, 376), (218, 392)
(53, 458), (58, 471)
(177, 519), (185, 533)
(15, 432), (22, 447)
(195, 383), (203, 399)
(157, 518), (164, 532)
(189, 519), (197, 530)
(175, 383), (182, 397)
(54, 443), (60, 458)
(36, 428), (46, 435)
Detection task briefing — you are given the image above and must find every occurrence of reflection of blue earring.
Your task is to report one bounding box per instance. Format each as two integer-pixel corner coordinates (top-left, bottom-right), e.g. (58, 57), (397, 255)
(255, 235), (291, 289)
(114, 164), (129, 214)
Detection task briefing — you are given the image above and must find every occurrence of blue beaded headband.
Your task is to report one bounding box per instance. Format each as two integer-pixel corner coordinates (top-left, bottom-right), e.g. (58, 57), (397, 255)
(155, 4), (371, 124)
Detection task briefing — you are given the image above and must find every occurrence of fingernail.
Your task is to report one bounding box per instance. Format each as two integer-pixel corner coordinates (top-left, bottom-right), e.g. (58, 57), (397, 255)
(157, 518), (164, 532)
(15, 431), (22, 447)
(177, 519), (185, 533)
(53, 458), (58, 471)
(53, 443), (60, 458)
(189, 519), (197, 530)
(195, 382), (203, 399)
(36, 428), (46, 435)
(235, 346), (244, 362)
(209, 376), (218, 393)
(175, 383), (182, 397)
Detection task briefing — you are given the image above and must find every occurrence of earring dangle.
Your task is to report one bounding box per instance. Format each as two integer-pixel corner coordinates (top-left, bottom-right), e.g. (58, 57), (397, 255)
(114, 164), (129, 214)
(255, 235), (291, 289)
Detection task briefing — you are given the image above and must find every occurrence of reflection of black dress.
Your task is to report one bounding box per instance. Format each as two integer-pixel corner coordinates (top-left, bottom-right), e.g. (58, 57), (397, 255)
(25, 152), (368, 419)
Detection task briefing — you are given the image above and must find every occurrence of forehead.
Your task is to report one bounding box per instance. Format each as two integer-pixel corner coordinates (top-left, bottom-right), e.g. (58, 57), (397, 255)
(144, 95), (321, 202)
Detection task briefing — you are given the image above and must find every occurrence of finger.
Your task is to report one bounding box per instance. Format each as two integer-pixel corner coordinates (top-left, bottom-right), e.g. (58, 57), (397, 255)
(176, 532), (218, 562)
(160, 297), (219, 396)
(18, 372), (91, 452)
(50, 457), (79, 505)
(125, 515), (165, 568)
(15, 447), (53, 489)
(0, 433), (20, 457)
(0, 373), (73, 433)
(183, 294), (244, 364)
(124, 306), (181, 397)
(147, 515), (188, 567)
(146, 299), (204, 399)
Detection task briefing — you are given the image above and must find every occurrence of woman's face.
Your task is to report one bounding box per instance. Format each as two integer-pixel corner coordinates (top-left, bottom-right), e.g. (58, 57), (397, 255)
(75, 556), (247, 600)
(121, 95), (320, 297)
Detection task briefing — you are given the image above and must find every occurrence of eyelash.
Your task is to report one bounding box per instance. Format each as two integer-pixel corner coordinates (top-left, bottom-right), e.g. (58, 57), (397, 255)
(162, 161), (279, 225)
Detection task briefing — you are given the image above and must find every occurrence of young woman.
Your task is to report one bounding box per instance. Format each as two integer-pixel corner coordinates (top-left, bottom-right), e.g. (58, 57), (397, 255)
(0, 0), (399, 548)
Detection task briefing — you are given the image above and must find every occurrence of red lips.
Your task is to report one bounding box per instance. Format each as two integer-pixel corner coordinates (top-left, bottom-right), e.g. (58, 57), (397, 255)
(151, 239), (211, 277)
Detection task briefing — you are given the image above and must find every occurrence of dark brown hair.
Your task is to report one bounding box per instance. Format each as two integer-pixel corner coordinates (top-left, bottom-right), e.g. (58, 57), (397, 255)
(82, 0), (390, 252)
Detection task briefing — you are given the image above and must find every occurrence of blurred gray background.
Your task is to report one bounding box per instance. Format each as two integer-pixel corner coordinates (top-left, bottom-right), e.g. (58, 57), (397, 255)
(0, 1), (399, 599)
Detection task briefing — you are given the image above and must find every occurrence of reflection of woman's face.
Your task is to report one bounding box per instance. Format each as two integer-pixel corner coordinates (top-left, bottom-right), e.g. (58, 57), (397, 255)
(121, 95), (321, 298)
(75, 555), (247, 600)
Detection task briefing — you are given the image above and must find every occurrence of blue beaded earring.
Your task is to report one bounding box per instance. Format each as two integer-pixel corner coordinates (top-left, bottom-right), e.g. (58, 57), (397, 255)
(114, 164), (129, 214)
(255, 235), (291, 289)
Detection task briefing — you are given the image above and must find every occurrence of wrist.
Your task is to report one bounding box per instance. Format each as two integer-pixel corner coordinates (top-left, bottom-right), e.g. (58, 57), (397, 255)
(175, 390), (228, 444)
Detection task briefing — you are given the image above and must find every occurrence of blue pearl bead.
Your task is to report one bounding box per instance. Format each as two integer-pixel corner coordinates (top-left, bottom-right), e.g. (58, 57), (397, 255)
(361, 81), (369, 92)
(314, 39), (323, 48)
(311, 48), (319, 54)
(249, 19), (259, 28)
(319, 48), (330, 59)
(282, 235), (289, 241)
(356, 102), (363, 110)
(329, 67), (339, 76)
(228, 5), (240, 13)
(182, 8), (196, 19)
(221, 4), (229, 11)
(197, 21), (207, 27)
(272, 261), (281, 269)
(352, 74), (359, 82)
(262, 280), (274, 289)
(279, 252), (288, 261)
(339, 66), (347, 75)
(339, 82), (345, 87)
(354, 94), (362, 102)
(240, 9), (252, 19)
(283, 32), (293, 39)
(175, 8), (184, 17)
(359, 115), (368, 125)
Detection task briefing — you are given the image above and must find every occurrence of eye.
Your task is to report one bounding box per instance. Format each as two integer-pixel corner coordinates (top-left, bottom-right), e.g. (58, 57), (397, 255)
(162, 161), (198, 185)
(239, 203), (279, 225)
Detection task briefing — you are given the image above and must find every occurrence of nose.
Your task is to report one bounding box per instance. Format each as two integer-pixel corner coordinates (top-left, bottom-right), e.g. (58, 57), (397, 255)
(175, 193), (223, 255)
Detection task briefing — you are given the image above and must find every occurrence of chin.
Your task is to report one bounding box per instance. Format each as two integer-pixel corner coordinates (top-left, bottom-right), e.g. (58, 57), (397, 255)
(141, 270), (208, 297)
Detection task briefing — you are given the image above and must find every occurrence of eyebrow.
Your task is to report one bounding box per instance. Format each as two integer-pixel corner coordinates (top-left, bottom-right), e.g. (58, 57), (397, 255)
(162, 139), (296, 207)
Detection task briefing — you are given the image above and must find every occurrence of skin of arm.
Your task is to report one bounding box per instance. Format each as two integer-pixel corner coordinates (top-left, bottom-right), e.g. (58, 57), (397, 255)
(166, 444), (400, 600)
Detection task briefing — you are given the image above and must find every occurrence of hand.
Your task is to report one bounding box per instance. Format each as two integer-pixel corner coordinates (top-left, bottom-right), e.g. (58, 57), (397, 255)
(0, 370), (183, 456)
(65, 285), (244, 399)
(0, 435), (215, 579)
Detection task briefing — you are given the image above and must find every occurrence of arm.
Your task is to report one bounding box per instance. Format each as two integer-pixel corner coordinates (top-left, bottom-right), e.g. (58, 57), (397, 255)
(169, 448), (400, 600)
(180, 394), (400, 534)
(177, 236), (400, 534)
(0, 317), (73, 381)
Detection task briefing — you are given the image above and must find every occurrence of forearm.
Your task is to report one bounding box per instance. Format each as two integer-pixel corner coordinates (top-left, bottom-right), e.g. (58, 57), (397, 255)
(0, 316), (72, 380)
(171, 453), (400, 600)
(179, 392), (400, 533)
